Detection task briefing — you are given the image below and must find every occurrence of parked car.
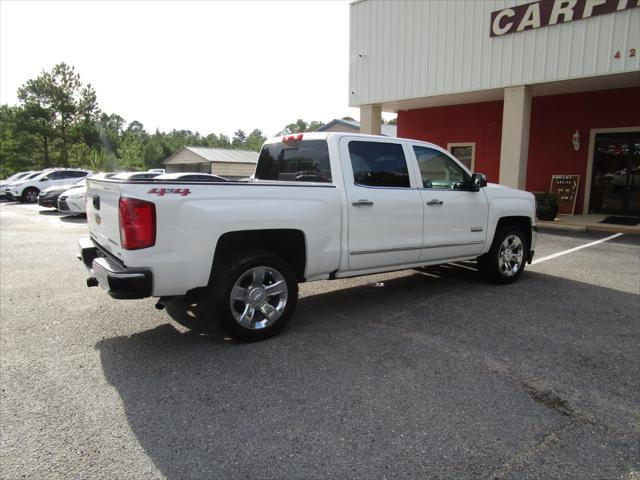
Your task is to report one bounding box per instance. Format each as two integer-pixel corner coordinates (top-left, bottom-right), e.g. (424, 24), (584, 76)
(78, 132), (537, 342)
(6, 169), (91, 203)
(111, 172), (163, 181)
(0, 171), (36, 198)
(38, 179), (87, 209)
(58, 183), (87, 215)
(153, 173), (228, 182)
(2, 171), (41, 199)
(59, 172), (160, 213)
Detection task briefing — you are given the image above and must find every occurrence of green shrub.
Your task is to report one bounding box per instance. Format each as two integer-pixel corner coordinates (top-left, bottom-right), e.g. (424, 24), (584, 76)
(534, 192), (559, 208)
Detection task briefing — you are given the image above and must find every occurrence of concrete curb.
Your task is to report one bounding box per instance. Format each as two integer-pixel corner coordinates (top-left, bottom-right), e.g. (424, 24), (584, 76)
(537, 220), (640, 235)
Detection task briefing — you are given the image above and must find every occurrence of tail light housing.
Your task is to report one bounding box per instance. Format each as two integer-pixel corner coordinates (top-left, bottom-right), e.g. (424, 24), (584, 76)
(119, 197), (156, 250)
(282, 133), (303, 144)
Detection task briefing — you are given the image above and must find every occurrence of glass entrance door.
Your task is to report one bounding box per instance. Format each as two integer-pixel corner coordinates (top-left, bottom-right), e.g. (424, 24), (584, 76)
(589, 131), (640, 215)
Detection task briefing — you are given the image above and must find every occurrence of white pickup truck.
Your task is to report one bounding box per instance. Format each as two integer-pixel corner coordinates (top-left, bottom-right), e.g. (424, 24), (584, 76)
(79, 133), (537, 341)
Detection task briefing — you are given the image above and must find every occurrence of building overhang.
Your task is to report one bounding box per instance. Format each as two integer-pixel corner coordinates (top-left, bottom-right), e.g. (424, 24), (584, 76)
(381, 72), (640, 113)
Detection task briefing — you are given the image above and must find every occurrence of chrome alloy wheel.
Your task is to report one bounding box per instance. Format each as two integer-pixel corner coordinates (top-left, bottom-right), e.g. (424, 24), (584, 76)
(229, 266), (288, 330)
(498, 234), (524, 277)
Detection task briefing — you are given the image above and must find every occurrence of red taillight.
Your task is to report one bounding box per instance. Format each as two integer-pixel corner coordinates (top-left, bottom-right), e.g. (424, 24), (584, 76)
(119, 197), (156, 250)
(282, 133), (303, 144)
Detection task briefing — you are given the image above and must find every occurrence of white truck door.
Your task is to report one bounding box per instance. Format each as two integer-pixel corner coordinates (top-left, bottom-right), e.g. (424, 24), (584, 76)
(409, 144), (489, 262)
(339, 137), (423, 270)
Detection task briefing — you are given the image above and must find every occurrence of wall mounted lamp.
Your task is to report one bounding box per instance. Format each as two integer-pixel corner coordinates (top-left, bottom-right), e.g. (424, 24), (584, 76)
(572, 130), (580, 151)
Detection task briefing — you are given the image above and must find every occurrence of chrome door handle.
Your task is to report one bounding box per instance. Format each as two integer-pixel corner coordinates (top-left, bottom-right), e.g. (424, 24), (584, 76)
(426, 199), (443, 206)
(352, 199), (374, 206)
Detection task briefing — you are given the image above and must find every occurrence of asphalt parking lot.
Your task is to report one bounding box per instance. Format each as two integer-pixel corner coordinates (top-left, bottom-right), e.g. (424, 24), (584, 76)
(1, 201), (638, 480)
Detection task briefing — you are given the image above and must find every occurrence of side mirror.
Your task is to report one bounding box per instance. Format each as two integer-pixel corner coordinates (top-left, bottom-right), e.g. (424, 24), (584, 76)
(39, 177), (48, 182)
(470, 173), (487, 191)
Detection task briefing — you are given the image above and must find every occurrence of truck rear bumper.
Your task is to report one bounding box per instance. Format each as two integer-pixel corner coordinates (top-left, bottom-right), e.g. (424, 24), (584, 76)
(78, 237), (152, 299)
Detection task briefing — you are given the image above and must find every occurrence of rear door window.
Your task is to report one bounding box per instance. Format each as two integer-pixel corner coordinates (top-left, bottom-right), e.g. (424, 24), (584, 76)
(348, 141), (410, 188)
(255, 139), (331, 183)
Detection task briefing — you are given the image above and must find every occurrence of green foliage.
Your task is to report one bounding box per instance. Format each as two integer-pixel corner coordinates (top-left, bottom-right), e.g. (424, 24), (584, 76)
(0, 105), (40, 177)
(1, 63), (332, 178)
(534, 192), (559, 208)
(244, 129), (266, 151)
(17, 63), (99, 168)
(278, 118), (325, 135)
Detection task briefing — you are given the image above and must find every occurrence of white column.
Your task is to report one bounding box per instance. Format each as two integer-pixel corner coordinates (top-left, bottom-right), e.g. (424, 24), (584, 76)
(499, 86), (532, 189)
(360, 104), (382, 135)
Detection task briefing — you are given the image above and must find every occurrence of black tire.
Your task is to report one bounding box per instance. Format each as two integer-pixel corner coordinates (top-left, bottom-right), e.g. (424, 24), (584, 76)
(478, 226), (528, 284)
(22, 187), (39, 203)
(207, 249), (299, 342)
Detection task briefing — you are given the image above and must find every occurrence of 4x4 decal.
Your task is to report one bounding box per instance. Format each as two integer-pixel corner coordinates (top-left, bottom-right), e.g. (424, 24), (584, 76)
(147, 187), (191, 197)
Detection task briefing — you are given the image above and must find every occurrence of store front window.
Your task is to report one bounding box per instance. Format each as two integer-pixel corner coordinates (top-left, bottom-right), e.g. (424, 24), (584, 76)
(589, 132), (640, 216)
(447, 143), (475, 171)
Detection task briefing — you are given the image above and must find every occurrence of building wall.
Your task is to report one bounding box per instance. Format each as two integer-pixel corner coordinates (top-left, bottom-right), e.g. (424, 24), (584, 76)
(526, 86), (640, 212)
(349, 0), (640, 107)
(397, 100), (504, 182)
(164, 149), (203, 167)
(398, 86), (640, 213)
(165, 162), (211, 173)
(212, 162), (256, 178)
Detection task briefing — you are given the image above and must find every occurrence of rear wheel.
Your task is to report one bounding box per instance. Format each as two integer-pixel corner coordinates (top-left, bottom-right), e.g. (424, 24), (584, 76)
(478, 226), (528, 284)
(22, 188), (39, 203)
(208, 249), (298, 341)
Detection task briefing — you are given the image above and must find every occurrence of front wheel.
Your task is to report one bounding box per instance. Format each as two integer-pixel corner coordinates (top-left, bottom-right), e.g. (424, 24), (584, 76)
(208, 249), (299, 341)
(478, 226), (528, 284)
(22, 188), (40, 203)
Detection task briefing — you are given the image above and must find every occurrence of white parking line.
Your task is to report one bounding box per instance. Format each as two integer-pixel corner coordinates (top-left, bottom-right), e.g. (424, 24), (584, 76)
(531, 233), (624, 265)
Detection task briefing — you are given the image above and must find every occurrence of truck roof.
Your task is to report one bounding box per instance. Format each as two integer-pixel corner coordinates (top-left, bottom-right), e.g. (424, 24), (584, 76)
(263, 131), (445, 153)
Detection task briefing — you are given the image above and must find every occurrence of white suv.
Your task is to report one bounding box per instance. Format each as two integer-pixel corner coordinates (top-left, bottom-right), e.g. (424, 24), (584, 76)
(0, 171), (36, 198)
(7, 169), (91, 203)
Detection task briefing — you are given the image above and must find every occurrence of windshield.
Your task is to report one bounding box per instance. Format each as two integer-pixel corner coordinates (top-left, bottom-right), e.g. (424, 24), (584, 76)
(23, 171), (42, 181)
(255, 139), (331, 183)
(5, 172), (27, 181)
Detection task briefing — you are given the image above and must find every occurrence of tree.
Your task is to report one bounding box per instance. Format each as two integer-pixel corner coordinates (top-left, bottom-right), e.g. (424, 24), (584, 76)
(244, 129), (266, 151)
(119, 132), (146, 170)
(232, 129), (247, 148)
(307, 120), (325, 131)
(17, 63), (99, 168)
(278, 119), (325, 135)
(0, 105), (39, 176)
(17, 76), (56, 167)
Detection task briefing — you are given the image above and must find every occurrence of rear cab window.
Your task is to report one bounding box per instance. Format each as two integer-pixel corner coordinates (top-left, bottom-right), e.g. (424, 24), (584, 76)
(255, 138), (332, 183)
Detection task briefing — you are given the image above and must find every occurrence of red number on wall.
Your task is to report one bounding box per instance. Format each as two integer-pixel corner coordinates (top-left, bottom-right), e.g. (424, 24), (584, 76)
(630, 49), (637, 58)
(614, 50), (621, 59)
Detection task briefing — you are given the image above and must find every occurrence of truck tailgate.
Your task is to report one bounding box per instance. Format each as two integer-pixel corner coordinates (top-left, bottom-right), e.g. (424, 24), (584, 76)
(86, 180), (123, 260)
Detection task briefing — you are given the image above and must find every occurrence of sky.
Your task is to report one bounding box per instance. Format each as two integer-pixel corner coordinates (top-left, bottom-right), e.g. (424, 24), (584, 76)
(0, 0), (393, 138)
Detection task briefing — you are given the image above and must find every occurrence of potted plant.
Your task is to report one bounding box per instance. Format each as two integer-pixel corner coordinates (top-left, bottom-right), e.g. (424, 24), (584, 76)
(534, 192), (559, 221)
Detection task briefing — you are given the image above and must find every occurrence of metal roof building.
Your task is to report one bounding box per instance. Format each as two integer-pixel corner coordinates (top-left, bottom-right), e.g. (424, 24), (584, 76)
(349, 0), (640, 216)
(163, 147), (258, 178)
(315, 118), (397, 136)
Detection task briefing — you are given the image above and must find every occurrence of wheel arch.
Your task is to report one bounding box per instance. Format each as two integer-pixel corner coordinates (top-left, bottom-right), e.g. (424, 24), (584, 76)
(212, 229), (307, 283)
(495, 215), (532, 252)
